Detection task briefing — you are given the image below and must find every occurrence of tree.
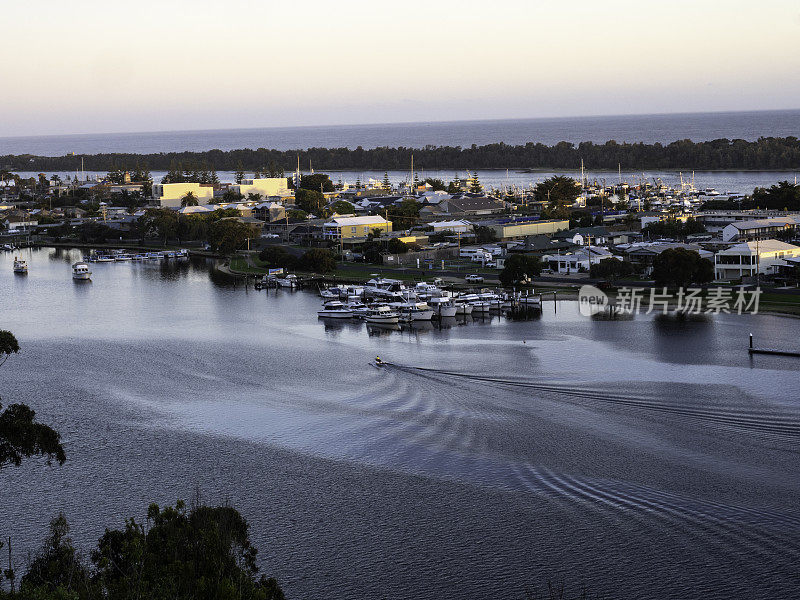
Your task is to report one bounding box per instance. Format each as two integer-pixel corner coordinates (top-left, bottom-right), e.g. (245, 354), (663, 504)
(208, 219), (258, 255)
(386, 238), (408, 254)
(296, 248), (337, 274)
(386, 198), (420, 229)
(294, 188), (325, 215)
(423, 178), (446, 192)
(20, 513), (90, 596)
(330, 200), (355, 215)
(751, 181), (800, 211)
(534, 176), (581, 214)
(0, 330), (20, 367)
(234, 162), (246, 184)
(499, 254), (542, 287)
(258, 246), (296, 269)
(298, 173), (334, 193)
(652, 248), (714, 287)
(473, 225), (497, 243)
(139, 209), (179, 245)
(589, 257), (634, 280)
(91, 501), (285, 600)
(180, 191), (198, 207)
(382, 172), (391, 193)
(246, 192), (263, 203)
(0, 331), (66, 470)
(468, 171), (482, 194)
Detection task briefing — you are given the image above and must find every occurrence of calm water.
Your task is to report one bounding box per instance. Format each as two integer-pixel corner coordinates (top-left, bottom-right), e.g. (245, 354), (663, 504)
(2, 110), (799, 156)
(1, 248), (799, 599)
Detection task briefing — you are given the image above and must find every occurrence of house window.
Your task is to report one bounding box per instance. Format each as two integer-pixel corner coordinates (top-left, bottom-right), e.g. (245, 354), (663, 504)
(351, 227), (357, 234)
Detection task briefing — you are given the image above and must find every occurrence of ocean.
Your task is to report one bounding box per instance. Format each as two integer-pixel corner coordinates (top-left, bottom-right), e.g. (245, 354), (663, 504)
(1, 109), (799, 157)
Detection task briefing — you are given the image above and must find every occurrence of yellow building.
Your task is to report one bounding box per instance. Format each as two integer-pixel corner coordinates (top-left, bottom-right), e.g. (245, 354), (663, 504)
(323, 215), (392, 239)
(153, 182), (215, 208)
(233, 178), (290, 199)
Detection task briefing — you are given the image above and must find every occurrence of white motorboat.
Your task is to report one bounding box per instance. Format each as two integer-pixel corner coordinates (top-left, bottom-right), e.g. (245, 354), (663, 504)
(96, 255), (115, 262)
(276, 274), (298, 289)
(428, 297), (458, 318)
(518, 292), (542, 308)
(454, 301), (474, 315)
(317, 301), (353, 318)
(72, 261), (92, 280)
(397, 302), (434, 321)
(13, 257), (28, 274)
(365, 305), (400, 324)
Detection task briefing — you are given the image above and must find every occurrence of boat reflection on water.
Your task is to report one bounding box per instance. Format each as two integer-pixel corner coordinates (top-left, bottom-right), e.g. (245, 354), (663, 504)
(366, 322), (401, 336)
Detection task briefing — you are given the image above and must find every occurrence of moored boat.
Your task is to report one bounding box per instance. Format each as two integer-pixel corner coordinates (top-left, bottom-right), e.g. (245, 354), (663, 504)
(317, 301), (353, 319)
(365, 305), (400, 324)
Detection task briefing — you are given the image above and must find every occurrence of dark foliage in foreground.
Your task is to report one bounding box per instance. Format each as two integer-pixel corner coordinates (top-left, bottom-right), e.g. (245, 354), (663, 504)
(2, 502), (285, 600)
(4, 137), (800, 172)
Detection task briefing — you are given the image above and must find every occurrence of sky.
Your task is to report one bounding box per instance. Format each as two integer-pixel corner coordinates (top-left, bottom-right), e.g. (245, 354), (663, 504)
(1, 0), (799, 137)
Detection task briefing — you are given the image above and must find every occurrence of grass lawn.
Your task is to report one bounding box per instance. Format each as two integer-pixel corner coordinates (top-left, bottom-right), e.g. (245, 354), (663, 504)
(229, 257), (266, 275)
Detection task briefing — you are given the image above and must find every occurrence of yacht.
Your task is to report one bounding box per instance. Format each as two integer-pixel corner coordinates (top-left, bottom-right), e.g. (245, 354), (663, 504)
(428, 297), (458, 318)
(365, 305), (400, 324)
(96, 255), (115, 263)
(72, 261), (92, 280)
(13, 257), (28, 274)
(317, 301), (353, 319)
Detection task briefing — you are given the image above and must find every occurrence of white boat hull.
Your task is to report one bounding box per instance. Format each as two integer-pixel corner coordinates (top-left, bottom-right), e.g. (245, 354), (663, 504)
(318, 310), (353, 318)
(73, 273), (91, 280)
(366, 315), (400, 324)
(435, 306), (458, 318)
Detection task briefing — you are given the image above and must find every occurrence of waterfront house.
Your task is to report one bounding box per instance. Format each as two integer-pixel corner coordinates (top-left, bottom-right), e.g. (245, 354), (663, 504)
(323, 215), (392, 241)
(714, 239), (800, 280)
(542, 246), (615, 274)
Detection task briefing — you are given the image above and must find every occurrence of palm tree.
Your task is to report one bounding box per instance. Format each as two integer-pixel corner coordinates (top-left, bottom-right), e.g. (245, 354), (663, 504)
(181, 191), (198, 207)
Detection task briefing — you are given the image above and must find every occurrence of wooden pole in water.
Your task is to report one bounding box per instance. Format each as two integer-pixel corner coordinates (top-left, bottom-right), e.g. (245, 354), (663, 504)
(750, 333), (753, 349)
(553, 291), (557, 313)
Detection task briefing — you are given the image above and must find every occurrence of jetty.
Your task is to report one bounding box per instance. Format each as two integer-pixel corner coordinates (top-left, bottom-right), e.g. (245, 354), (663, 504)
(748, 334), (800, 358)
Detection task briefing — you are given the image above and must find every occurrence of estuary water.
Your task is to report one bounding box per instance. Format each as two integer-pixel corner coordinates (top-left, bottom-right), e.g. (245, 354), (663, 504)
(1, 248), (799, 599)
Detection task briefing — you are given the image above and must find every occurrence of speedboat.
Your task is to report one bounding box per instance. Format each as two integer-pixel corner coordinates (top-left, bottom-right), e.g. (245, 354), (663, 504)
(365, 305), (400, 324)
(428, 297), (458, 318)
(317, 301), (353, 318)
(72, 261), (92, 280)
(13, 257), (28, 274)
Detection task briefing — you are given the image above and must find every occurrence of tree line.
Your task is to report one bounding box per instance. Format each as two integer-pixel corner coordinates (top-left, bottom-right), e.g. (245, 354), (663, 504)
(4, 137), (800, 172)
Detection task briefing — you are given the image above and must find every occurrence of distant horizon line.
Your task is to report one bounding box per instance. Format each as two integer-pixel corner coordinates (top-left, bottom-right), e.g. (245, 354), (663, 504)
(2, 107), (799, 142)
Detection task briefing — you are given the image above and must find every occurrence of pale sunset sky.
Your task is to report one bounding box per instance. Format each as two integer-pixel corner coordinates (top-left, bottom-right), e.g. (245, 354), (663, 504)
(1, 0), (799, 137)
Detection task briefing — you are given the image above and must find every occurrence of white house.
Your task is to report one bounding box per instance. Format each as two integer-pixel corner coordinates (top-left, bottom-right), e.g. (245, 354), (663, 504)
(543, 246), (615, 274)
(714, 239), (800, 280)
(429, 219), (472, 234)
(721, 216), (800, 242)
(153, 182), (216, 208)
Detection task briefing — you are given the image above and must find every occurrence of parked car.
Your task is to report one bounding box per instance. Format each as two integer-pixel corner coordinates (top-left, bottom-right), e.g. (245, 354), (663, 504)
(465, 274), (484, 283)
